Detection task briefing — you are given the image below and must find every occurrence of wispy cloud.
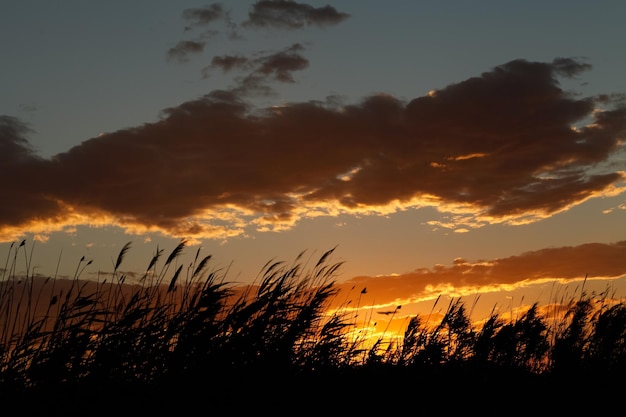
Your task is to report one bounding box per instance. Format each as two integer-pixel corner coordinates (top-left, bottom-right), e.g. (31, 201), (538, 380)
(166, 3), (231, 63)
(167, 1), (349, 65)
(182, 3), (225, 27)
(167, 1), (343, 96)
(1, 58), (625, 242)
(204, 43), (309, 86)
(166, 40), (207, 63)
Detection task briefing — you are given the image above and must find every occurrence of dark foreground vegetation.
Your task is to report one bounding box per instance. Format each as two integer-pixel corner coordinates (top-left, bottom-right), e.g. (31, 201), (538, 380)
(1, 241), (625, 414)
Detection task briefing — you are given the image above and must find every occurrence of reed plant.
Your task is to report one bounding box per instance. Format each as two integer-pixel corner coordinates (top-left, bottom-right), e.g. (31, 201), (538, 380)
(0, 240), (624, 413)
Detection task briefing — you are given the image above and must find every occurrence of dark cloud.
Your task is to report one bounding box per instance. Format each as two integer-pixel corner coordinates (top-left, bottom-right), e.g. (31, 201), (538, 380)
(243, 0), (350, 29)
(166, 40), (207, 63)
(182, 3), (225, 27)
(210, 55), (251, 73)
(208, 43), (307, 77)
(0, 117), (60, 226)
(254, 43), (308, 82)
(180, 3), (240, 40)
(551, 56), (592, 77)
(204, 44), (309, 91)
(168, 2), (348, 67)
(0, 116), (35, 164)
(1, 58), (625, 241)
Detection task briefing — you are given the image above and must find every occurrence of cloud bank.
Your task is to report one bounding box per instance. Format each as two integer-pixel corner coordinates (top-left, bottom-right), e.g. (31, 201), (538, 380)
(0, 57), (625, 242)
(336, 241), (626, 308)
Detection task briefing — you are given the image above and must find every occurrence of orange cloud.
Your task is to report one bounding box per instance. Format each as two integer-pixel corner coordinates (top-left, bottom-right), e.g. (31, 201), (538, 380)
(334, 241), (626, 312)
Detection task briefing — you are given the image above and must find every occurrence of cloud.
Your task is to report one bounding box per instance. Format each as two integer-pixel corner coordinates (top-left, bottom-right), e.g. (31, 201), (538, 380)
(209, 55), (251, 73)
(243, 0), (350, 29)
(1, 58), (625, 242)
(166, 3), (233, 63)
(0, 116), (35, 163)
(334, 241), (626, 312)
(253, 43), (309, 82)
(166, 40), (207, 63)
(205, 43), (309, 85)
(182, 3), (225, 27)
(167, 1), (349, 66)
(0, 117), (62, 228)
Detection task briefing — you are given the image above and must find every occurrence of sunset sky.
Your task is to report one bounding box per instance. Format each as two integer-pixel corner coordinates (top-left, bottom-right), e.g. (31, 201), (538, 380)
(2, 1), (626, 329)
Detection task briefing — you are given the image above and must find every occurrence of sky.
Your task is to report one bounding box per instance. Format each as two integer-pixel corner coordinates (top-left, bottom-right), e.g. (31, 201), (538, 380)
(2, 0), (626, 329)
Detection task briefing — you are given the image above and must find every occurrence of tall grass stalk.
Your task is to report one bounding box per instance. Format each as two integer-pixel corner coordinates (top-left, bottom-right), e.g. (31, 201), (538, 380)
(0, 240), (624, 412)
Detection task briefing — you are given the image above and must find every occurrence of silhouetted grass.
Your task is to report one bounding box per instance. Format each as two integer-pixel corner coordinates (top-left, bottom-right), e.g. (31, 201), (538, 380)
(0, 240), (624, 414)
